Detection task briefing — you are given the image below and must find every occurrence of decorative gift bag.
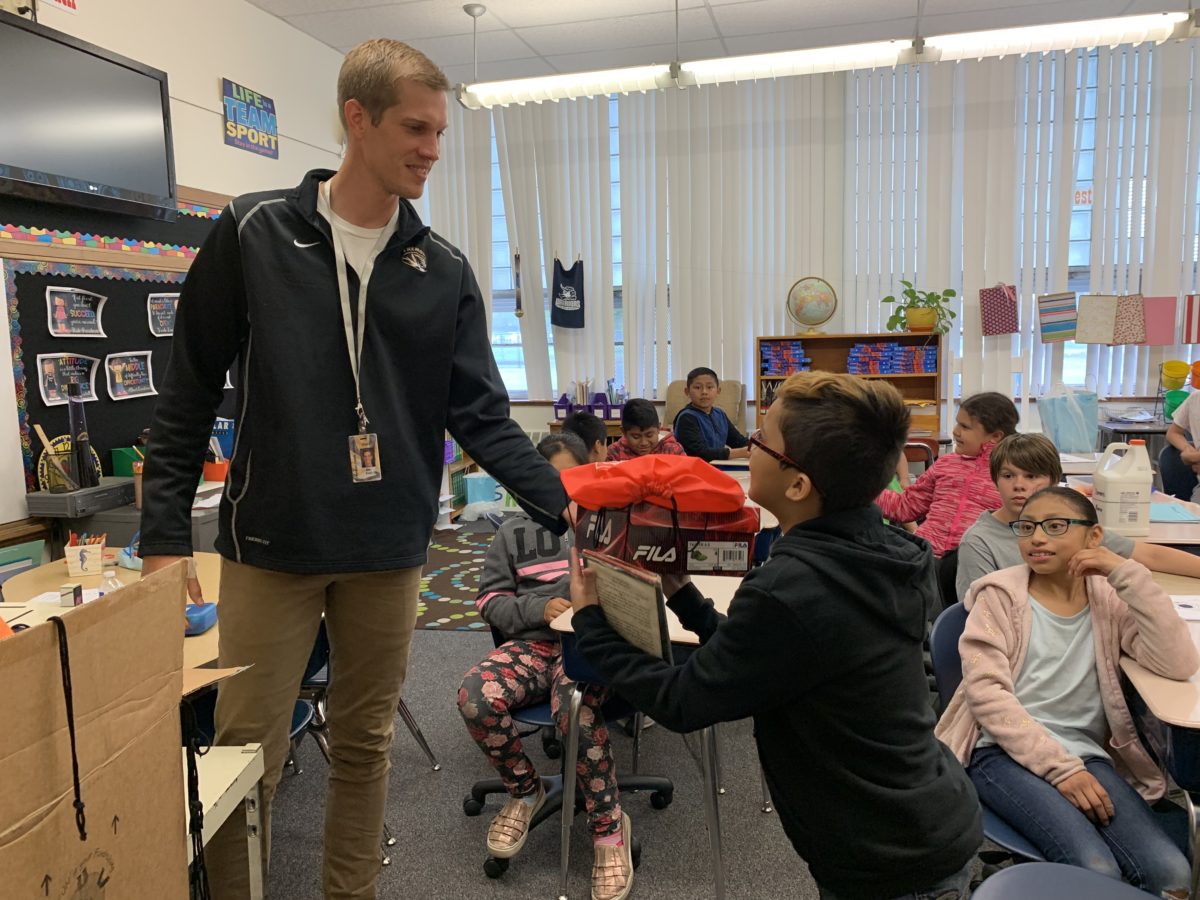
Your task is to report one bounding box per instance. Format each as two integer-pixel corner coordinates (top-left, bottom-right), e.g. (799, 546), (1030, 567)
(1112, 294), (1146, 344)
(1039, 382), (1099, 453)
(979, 284), (1019, 336)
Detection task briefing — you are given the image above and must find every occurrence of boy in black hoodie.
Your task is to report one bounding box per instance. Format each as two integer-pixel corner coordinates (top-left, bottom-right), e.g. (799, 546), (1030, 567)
(569, 371), (982, 899)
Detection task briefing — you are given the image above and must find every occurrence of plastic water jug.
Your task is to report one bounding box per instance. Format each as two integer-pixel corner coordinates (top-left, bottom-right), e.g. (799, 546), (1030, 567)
(1092, 440), (1153, 536)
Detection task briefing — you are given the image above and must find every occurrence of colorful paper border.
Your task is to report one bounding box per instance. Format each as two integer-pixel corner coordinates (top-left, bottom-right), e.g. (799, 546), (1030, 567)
(0, 223), (199, 259)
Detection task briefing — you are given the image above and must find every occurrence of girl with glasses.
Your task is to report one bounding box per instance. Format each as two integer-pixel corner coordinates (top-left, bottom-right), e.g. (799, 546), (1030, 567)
(937, 486), (1197, 896)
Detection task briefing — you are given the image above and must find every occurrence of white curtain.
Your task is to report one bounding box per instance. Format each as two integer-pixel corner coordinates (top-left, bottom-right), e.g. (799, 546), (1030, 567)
(662, 76), (842, 391)
(532, 96), (616, 392)
(419, 101), (494, 331)
(493, 105), (554, 399)
(617, 91), (669, 398)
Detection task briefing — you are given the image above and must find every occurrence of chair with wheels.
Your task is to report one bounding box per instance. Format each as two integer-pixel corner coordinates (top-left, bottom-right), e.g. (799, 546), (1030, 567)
(970, 861), (1153, 899)
(461, 629), (673, 892)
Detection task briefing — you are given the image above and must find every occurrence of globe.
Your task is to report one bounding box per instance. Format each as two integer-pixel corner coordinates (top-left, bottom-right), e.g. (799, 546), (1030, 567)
(786, 277), (838, 331)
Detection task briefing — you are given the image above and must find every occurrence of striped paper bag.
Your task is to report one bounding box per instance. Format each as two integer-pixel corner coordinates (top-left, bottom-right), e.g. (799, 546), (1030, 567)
(1185, 294), (1200, 344)
(1038, 292), (1076, 343)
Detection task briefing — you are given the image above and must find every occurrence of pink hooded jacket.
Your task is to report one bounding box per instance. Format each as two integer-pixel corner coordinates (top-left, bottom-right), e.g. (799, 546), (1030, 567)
(875, 443), (1001, 558)
(935, 559), (1199, 801)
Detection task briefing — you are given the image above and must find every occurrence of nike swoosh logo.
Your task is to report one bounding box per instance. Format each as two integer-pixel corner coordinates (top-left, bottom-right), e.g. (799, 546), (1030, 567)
(294, 239), (319, 248)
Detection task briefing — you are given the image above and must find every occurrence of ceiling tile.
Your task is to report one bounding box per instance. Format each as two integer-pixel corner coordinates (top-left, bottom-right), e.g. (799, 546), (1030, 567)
(406, 29), (537, 68)
(249, 0), (408, 16)
(543, 39), (729, 74)
(285, 0), (508, 49)
(710, 0), (905, 39)
(517, 7), (717, 56)
(443, 57), (558, 84)
(722, 21), (916, 56)
(482, 0), (705, 29)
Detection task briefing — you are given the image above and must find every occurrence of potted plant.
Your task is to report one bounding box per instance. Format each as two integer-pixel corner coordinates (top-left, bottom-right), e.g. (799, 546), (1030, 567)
(882, 281), (957, 334)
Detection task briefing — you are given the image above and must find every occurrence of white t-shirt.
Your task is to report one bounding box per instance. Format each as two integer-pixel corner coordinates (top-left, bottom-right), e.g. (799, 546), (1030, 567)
(1173, 390), (1200, 444)
(316, 181), (396, 277)
(978, 598), (1109, 762)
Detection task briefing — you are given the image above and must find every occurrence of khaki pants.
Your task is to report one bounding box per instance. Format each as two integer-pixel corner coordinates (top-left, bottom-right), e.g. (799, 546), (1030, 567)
(205, 558), (421, 900)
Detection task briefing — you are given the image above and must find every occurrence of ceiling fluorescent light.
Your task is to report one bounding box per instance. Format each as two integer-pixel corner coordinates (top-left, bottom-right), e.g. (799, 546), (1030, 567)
(928, 12), (1188, 60)
(457, 11), (1191, 109)
(679, 40), (903, 86)
(458, 65), (674, 109)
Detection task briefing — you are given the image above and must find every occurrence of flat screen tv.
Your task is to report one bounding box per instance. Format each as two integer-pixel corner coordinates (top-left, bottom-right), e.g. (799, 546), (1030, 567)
(0, 11), (177, 221)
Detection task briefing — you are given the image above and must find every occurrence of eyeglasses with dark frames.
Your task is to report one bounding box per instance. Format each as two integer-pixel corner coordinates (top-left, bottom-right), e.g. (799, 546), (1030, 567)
(748, 429), (800, 469)
(1008, 517), (1095, 538)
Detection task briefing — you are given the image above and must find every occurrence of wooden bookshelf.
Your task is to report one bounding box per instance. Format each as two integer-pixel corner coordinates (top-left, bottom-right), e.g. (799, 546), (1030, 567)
(755, 332), (942, 438)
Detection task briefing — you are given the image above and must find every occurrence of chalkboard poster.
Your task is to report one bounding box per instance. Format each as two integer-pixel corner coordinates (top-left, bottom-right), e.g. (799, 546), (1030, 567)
(12, 267), (239, 479)
(47, 286), (107, 337)
(147, 292), (179, 337)
(105, 351), (157, 401)
(36, 353), (99, 406)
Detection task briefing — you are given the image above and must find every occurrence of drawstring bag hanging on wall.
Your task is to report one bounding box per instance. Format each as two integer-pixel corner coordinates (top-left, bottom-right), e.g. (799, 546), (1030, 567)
(551, 258), (585, 329)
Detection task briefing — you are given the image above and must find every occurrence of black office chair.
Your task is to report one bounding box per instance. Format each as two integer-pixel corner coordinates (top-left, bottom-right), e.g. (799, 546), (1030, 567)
(462, 628), (673, 883)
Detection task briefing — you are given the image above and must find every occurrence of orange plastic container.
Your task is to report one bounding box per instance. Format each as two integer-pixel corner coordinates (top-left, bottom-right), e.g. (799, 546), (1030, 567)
(202, 460), (230, 483)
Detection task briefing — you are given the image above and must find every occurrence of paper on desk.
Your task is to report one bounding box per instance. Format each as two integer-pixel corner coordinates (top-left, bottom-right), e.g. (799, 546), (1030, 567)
(192, 493), (222, 510)
(1059, 453), (1096, 464)
(1151, 503), (1200, 523)
(30, 589), (103, 605)
(1172, 596), (1200, 622)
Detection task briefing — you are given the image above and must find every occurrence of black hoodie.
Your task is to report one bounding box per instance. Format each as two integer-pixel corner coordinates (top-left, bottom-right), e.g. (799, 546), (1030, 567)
(140, 169), (567, 572)
(572, 505), (982, 898)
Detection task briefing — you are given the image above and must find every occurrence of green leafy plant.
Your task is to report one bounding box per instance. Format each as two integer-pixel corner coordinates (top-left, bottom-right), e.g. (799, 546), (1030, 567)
(881, 281), (958, 334)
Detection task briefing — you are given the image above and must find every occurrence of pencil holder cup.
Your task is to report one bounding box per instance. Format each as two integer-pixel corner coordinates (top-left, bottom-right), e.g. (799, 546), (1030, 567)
(44, 451), (77, 493)
(203, 460), (230, 483)
(65, 542), (105, 577)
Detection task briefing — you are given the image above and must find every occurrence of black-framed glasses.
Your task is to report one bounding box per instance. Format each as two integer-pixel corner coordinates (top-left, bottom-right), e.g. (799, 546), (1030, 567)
(748, 429), (800, 469)
(1008, 517), (1095, 538)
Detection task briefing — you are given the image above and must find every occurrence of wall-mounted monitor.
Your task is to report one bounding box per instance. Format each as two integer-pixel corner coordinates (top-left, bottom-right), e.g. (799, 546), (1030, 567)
(0, 11), (177, 221)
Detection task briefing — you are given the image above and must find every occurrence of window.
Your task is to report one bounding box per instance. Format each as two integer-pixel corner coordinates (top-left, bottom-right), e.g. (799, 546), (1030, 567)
(1062, 50), (1099, 386)
(488, 98), (625, 399)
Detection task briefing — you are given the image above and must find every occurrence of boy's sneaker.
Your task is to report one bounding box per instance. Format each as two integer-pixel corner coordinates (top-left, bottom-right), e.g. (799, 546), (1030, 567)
(591, 812), (634, 900)
(486, 783), (546, 858)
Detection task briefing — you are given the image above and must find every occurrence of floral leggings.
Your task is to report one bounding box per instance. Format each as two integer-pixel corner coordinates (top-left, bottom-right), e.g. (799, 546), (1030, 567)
(457, 638), (621, 838)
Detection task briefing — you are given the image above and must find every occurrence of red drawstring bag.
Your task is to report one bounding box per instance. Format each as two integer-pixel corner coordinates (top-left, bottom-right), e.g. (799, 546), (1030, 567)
(561, 455), (746, 514)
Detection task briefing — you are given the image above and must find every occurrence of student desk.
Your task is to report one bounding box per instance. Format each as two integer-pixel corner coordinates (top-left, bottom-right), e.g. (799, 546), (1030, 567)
(1124, 570), (1200, 897)
(552, 575), (738, 900)
(187, 743), (266, 899)
(2, 552), (222, 668)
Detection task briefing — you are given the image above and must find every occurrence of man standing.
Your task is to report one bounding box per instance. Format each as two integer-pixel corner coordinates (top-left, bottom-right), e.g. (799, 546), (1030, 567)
(140, 40), (568, 899)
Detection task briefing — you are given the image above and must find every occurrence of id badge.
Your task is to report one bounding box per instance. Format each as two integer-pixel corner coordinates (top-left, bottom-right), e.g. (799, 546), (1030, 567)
(349, 432), (382, 483)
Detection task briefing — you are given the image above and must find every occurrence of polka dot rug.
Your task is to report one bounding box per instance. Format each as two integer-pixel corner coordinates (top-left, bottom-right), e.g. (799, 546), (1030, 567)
(416, 520), (497, 632)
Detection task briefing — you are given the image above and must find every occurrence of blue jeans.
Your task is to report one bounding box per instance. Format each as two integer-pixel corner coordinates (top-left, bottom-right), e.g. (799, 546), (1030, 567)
(817, 861), (972, 900)
(969, 745), (1190, 896)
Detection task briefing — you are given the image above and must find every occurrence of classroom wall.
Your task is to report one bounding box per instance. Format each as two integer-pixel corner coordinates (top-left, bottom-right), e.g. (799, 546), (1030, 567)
(0, 1), (345, 524)
(36, 0), (345, 196)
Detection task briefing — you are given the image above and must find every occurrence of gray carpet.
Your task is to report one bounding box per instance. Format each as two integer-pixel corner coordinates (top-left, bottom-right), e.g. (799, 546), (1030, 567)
(266, 629), (822, 899)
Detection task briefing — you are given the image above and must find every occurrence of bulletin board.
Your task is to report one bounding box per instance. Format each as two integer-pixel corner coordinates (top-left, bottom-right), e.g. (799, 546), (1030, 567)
(5, 260), (238, 488)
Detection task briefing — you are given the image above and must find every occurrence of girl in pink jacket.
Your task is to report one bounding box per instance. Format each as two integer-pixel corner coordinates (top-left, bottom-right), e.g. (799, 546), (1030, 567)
(876, 391), (1018, 607)
(936, 486), (1197, 896)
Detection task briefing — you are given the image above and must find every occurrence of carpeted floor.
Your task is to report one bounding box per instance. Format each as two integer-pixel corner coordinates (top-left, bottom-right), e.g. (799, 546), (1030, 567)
(416, 521), (497, 632)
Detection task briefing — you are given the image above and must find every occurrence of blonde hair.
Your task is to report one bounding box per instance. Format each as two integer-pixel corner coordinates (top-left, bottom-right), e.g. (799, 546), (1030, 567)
(772, 372), (909, 512)
(337, 39), (450, 129)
